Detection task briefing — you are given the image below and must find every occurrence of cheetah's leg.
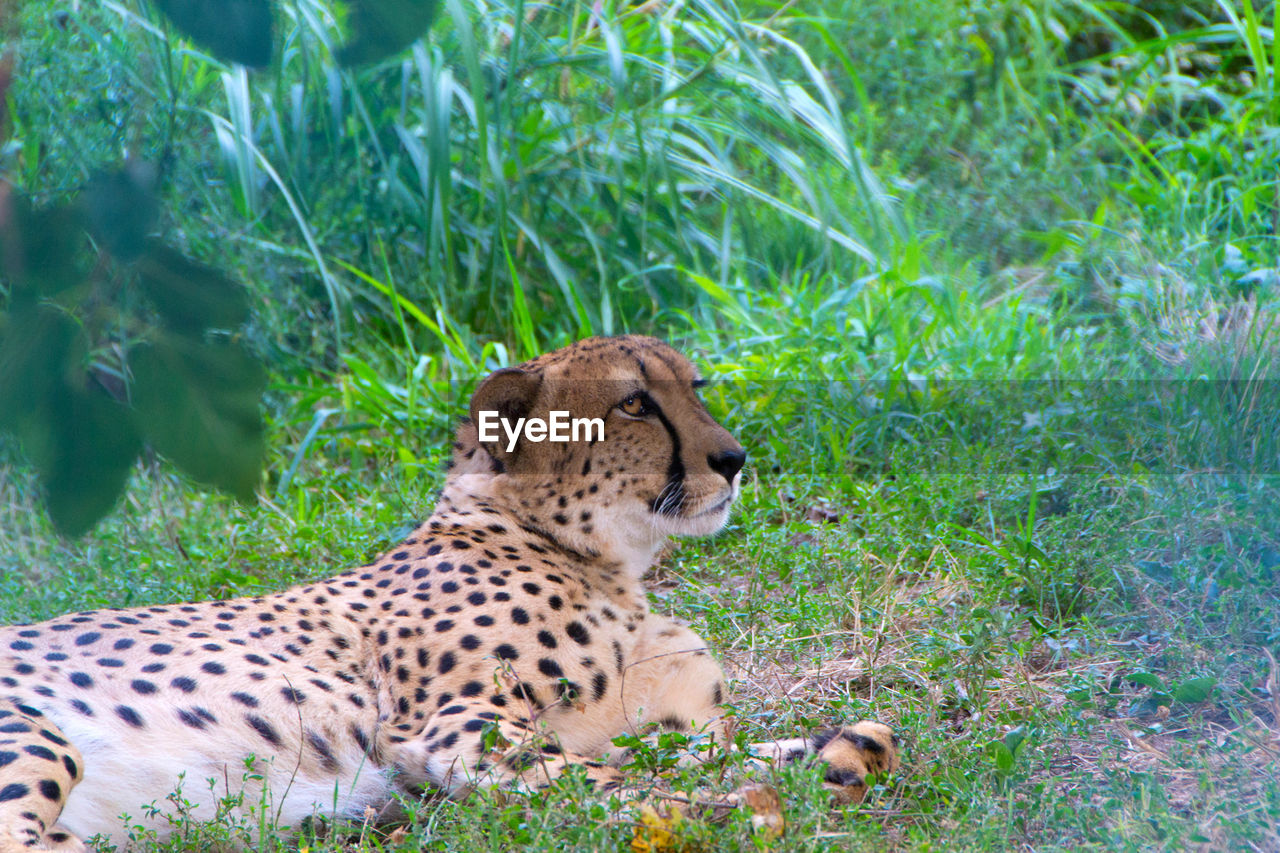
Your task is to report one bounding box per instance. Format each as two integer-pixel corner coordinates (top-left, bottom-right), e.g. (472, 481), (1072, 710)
(386, 621), (733, 799)
(387, 709), (626, 796)
(611, 619), (731, 754)
(745, 721), (900, 803)
(619, 619), (900, 801)
(0, 700), (86, 853)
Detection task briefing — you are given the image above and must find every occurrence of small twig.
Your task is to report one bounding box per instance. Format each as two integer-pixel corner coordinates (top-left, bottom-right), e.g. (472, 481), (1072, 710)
(272, 673), (308, 829)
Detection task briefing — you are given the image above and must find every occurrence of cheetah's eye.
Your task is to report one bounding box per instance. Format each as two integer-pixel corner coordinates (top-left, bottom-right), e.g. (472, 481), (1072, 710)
(618, 393), (650, 417)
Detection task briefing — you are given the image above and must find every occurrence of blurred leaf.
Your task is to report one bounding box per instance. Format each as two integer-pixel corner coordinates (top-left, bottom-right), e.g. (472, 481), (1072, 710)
(1003, 725), (1028, 755)
(992, 741), (1015, 774)
(1135, 559), (1174, 582)
(0, 192), (87, 297)
(136, 244), (250, 333)
(1127, 671), (1166, 691)
(0, 307), (140, 535)
(132, 338), (266, 500)
(1173, 676), (1216, 704)
(337, 0), (440, 66)
(153, 0), (273, 67)
(0, 307), (77, 428)
(39, 388), (142, 536)
(80, 168), (159, 261)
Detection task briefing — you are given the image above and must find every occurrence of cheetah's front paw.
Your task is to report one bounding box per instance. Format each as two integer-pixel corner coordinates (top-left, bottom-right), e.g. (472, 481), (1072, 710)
(812, 721), (899, 804)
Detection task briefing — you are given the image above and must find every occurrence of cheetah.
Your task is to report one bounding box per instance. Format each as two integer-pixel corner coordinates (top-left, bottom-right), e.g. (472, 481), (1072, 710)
(0, 335), (897, 850)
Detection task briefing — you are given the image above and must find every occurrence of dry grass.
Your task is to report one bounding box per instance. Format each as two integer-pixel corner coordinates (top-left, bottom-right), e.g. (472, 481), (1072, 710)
(662, 501), (1280, 847)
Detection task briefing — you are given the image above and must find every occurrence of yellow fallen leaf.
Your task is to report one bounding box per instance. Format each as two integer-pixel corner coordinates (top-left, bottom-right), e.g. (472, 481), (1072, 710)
(631, 802), (684, 853)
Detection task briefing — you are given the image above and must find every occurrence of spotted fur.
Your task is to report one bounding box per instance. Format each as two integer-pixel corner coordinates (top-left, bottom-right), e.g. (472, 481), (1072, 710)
(0, 336), (896, 849)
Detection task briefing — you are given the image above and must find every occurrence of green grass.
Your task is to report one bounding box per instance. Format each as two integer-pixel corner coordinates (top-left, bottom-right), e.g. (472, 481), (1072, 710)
(4, 0), (1280, 850)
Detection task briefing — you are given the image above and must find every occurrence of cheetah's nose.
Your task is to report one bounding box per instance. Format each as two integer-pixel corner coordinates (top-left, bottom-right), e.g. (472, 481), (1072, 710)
(707, 448), (746, 483)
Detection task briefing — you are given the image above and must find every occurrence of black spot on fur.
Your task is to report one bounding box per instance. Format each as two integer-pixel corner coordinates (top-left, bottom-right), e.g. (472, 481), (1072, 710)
(660, 715), (687, 731)
(811, 728), (839, 751)
(38, 729), (67, 746)
(351, 724), (372, 755)
(115, 706), (144, 728)
(825, 765), (863, 786)
(308, 731), (339, 771)
(841, 730), (885, 754)
(177, 709), (207, 729)
(246, 715), (282, 746)
(538, 658), (563, 678)
(0, 782), (29, 802)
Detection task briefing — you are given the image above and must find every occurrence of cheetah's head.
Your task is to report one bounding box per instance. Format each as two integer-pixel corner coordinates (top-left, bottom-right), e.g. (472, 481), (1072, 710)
(453, 336), (745, 559)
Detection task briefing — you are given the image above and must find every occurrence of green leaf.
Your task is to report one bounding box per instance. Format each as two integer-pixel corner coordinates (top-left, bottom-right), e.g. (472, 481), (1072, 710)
(1173, 677), (1216, 704)
(1135, 559), (1174, 582)
(1126, 672), (1166, 691)
(39, 388), (142, 537)
(132, 338), (266, 501)
(0, 307), (141, 535)
(80, 169), (159, 262)
(992, 742), (1015, 774)
(1003, 725), (1028, 756)
(135, 244), (250, 334)
(152, 0), (273, 67)
(337, 0), (441, 66)
(0, 307), (78, 429)
(0, 194), (87, 297)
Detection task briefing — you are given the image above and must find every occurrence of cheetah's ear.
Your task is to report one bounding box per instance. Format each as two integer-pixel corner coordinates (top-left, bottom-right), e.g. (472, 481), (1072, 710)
(469, 367), (543, 464)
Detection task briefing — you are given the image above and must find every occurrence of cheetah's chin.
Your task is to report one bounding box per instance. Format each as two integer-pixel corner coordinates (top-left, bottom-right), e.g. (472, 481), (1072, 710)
(655, 487), (736, 537)
(696, 494), (732, 517)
